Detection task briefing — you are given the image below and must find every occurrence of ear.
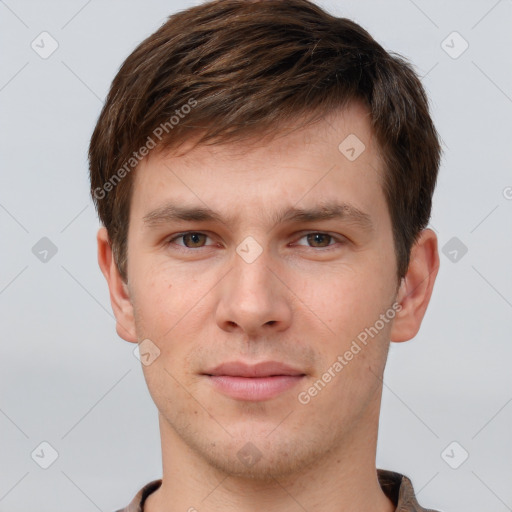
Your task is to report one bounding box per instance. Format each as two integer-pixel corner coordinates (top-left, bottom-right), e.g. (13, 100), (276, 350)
(96, 227), (138, 343)
(390, 228), (440, 343)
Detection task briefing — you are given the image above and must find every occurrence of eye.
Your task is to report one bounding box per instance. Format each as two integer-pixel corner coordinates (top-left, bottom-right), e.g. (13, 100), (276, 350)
(167, 232), (213, 249)
(294, 232), (344, 250)
(165, 231), (346, 253)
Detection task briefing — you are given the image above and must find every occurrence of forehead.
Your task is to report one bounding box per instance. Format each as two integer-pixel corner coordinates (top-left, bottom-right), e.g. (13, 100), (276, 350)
(129, 101), (386, 227)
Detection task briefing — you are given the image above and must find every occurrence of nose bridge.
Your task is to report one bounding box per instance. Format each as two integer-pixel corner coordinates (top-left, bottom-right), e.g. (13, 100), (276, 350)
(216, 235), (292, 333)
(231, 237), (276, 308)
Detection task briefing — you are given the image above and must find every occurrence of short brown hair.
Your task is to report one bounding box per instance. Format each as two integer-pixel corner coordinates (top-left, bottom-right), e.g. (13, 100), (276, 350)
(89, 0), (441, 283)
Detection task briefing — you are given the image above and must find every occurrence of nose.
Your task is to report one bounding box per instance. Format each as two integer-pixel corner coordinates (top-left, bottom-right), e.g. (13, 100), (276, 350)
(215, 244), (293, 336)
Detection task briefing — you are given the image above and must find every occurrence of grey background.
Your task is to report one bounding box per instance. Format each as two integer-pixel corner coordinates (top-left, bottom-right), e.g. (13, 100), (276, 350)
(1, 0), (511, 511)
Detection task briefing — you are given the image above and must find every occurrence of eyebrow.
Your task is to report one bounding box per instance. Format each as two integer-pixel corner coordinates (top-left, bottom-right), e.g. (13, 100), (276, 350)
(142, 200), (374, 233)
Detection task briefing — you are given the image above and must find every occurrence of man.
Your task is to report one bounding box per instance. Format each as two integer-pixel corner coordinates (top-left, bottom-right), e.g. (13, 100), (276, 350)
(89, 0), (442, 510)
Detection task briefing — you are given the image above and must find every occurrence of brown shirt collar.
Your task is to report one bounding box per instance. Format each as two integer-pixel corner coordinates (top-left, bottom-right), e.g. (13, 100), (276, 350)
(115, 469), (440, 512)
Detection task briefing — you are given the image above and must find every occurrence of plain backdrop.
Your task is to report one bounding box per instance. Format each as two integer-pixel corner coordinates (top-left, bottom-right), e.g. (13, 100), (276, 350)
(1, 0), (511, 511)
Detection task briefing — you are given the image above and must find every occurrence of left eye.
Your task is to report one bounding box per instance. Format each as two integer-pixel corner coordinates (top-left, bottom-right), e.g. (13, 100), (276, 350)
(294, 232), (340, 249)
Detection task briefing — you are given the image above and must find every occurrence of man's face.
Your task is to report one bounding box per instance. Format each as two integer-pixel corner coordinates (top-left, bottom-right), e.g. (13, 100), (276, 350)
(124, 101), (400, 479)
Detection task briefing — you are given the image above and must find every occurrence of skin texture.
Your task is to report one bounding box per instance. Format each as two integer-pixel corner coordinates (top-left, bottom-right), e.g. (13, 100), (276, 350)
(97, 100), (439, 512)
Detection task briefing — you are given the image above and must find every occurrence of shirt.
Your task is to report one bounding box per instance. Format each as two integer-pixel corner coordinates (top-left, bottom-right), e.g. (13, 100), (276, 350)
(115, 468), (440, 512)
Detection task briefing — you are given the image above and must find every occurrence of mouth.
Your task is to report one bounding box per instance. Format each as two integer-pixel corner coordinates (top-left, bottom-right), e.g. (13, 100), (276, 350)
(201, 360), (307, 401)
(203, 360), (305, 378)
(204, 374), (306, 401)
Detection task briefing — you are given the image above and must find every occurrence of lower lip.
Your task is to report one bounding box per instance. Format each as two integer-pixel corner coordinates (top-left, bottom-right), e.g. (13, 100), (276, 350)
(206, 375), (305, 401)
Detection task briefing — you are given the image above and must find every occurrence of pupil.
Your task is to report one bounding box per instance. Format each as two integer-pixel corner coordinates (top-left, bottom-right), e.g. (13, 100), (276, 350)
(189, 233), (201, 246)
(310, 233), (328, 247)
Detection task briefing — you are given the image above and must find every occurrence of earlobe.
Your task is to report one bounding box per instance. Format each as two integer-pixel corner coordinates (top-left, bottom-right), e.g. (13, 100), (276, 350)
(96, 227), (138, 343)
(390, 229), (440, 343)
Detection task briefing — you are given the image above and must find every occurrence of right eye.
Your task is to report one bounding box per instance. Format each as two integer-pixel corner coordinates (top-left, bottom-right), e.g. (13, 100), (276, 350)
(166, 232), (215, 250)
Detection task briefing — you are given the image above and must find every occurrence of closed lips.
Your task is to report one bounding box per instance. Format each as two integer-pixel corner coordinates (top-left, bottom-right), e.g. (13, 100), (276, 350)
(203, 360), (306, 377)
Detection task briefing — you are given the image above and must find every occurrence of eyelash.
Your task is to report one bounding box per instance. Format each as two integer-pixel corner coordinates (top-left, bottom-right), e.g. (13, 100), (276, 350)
(166, 231), (346, 252)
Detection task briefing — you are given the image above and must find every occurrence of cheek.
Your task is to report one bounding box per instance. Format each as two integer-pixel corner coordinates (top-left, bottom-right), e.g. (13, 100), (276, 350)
(304, 263), (388, 325)
(306, 265), (396, 365)
(131, 261), (214, 365)
(130, 264), (179, 336)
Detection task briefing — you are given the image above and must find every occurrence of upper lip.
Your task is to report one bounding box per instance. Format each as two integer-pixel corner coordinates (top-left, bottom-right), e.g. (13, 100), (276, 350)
(203, 361), (306, 377)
